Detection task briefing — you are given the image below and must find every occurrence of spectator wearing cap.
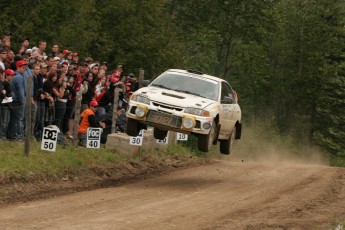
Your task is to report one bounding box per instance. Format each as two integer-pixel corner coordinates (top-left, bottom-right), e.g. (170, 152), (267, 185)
(60, 61), (69, 74)
(57, 50), (65, 61)
(78, 100), (105, 147)
(100, 62), (108, 73)
(85, 57), (93, 66)
(53, 56), (60, 65)
(122, 82), (133, 110)
(22, 38), (30, 50)
(8, 60), (28, 140)
(0, 69), (15, 139)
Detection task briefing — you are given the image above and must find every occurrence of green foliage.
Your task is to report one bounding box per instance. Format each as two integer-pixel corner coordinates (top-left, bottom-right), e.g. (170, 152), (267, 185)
(0, 141), (128, 178)
(0, 0), (344, 157)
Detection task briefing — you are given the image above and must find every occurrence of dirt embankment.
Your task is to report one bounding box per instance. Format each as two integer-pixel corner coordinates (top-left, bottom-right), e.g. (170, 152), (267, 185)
(0, 154), (212, 206)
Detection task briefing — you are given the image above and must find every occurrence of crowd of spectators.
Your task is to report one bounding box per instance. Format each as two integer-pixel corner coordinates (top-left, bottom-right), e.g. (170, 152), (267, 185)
(0, 32), (139, 145)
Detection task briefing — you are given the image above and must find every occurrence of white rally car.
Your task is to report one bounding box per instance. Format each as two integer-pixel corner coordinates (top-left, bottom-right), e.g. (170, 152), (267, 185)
(126, 69), (242, 154)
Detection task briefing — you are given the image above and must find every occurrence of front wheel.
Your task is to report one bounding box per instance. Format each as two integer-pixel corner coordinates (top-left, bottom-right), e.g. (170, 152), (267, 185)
(126, 118), (140, 136)
(219, 127), (236, 155)
(198, 122), (216, 152)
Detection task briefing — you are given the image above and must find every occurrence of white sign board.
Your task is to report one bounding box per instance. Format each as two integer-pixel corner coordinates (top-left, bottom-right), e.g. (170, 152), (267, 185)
(41, 127), (58, 152)
(176, 132), (188, 141)
(87, 128), (102, 148)
(129, 129), (144, 146)
(156, 132), (169, 144)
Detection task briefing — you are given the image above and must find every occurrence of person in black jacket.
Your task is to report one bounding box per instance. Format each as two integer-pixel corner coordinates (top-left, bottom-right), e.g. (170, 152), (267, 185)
(0, 69), (15, 139)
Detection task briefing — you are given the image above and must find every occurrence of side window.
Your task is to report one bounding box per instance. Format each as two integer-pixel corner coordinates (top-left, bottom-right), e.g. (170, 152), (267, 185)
(221, 82), (234, 104)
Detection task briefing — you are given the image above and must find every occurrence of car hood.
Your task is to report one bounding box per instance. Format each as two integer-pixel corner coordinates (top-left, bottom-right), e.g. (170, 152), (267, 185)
(137, 86), (215, 109)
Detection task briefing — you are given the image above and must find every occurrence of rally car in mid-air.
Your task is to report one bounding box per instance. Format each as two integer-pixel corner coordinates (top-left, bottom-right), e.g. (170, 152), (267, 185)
(126, 69), (242, 154)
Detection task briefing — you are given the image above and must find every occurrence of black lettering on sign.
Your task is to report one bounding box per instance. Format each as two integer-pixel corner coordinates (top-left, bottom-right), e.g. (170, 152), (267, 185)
(43, 129), (58, 141)
(88, 128), (101, 140)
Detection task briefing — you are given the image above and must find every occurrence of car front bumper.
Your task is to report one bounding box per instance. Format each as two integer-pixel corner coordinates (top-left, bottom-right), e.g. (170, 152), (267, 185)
(126, 101), (214, 135)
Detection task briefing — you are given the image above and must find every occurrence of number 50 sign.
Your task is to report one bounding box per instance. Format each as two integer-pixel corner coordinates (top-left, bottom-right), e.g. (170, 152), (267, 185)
(41, 127), (58, 152)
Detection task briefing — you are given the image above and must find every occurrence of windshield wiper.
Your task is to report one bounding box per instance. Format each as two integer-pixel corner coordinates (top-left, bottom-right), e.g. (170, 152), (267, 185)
(174, 89), (203, 97)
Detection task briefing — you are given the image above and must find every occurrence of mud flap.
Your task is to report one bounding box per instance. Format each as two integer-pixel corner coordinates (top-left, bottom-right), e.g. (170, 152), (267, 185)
(213, 124), (221, 145)
(235, 123), (242, 139)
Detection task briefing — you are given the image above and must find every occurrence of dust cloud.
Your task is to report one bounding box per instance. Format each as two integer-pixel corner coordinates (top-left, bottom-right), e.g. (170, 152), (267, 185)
(211, 126), (329, 166)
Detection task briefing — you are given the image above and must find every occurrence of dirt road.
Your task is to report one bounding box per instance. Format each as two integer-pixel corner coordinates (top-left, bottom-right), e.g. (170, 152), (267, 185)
(0, 158), (345, 230)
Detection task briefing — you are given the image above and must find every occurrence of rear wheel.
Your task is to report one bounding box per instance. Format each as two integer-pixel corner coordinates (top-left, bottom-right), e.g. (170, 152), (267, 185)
(220, 127), (236, 155)
(153, 127), (168, 140)
(126, 118), (140, 136)
(198, 122), (216, 152)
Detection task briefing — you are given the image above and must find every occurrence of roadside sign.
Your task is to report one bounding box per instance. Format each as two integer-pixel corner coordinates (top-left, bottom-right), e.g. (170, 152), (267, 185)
(87, 128), (102, 148)
(41, 127), (58, 152)
(156, 132), (169, 144)
(176, 132), (188, 141)
(129, 130), (144, 146)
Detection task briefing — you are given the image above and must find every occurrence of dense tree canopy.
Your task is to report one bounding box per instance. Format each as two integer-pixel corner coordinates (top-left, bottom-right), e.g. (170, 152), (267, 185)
(1, 0), (344, 156)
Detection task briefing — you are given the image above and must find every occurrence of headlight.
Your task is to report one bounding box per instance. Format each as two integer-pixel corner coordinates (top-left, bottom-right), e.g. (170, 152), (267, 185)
(202, 122), (212, 130)
(182, 116), (196, 129)
(185, 107), (210, 116)
(132, 95), (150, 105)
(135, 105), (148, 117)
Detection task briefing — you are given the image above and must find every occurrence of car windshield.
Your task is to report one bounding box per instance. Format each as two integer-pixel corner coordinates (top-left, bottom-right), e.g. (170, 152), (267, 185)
(150, 72), (219, 101)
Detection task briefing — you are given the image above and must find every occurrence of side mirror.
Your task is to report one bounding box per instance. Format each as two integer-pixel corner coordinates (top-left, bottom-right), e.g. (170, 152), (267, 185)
(222, 96), (233, 104)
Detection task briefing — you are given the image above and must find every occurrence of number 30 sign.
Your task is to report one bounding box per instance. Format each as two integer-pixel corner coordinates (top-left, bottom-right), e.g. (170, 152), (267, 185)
(129, 130), (144, 146)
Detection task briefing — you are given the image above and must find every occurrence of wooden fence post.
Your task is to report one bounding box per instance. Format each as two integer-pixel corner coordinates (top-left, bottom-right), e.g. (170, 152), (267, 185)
(139, 68), (144, 89)
(111, 87), (120, 134)
(25, 75), (32, 157)
(73, 90), (82, 147)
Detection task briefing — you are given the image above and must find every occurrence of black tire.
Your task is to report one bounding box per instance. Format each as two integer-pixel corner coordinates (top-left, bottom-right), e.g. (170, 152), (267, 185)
(126, 118), (140, 136)
(220, 127), (236, 155)
(198, 122), (216, 152)
(153, 127), (168, 140)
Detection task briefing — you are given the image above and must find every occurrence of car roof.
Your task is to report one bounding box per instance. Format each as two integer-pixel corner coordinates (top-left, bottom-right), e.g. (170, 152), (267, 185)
(165, 69), (224, 83)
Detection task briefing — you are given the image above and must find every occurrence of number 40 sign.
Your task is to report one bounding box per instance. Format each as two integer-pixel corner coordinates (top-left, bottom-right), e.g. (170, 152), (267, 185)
(87, 128), (102, 148)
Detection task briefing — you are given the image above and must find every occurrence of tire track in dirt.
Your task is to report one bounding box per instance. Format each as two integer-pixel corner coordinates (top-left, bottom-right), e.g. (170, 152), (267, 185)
(0, 160), (345, 230)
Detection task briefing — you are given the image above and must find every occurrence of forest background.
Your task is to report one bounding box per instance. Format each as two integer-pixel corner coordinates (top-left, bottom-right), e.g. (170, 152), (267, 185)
(0, 0), (344, 161)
